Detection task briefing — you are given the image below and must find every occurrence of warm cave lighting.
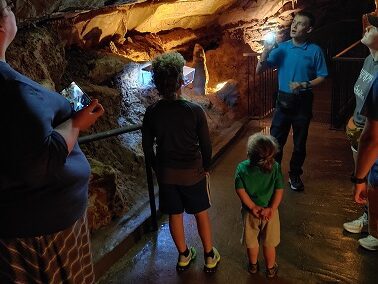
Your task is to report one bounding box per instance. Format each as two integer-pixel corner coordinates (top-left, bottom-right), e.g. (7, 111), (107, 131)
(215, 81), (227, 92)
(263, 31), (276, 45)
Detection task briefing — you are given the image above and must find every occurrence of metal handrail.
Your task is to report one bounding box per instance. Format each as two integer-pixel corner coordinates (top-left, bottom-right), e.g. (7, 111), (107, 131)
(78, 124), (142, 144)
(78, 124), (158, 231)
(333, 40), (362, 59)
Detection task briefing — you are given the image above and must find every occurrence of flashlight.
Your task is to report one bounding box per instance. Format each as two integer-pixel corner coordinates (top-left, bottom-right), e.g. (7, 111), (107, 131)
(263, 32), (276, 45)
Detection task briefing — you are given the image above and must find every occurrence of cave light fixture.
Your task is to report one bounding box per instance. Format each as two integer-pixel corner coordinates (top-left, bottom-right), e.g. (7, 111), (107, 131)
(139, 62), (195, 87)
(215, 81), (227, 92)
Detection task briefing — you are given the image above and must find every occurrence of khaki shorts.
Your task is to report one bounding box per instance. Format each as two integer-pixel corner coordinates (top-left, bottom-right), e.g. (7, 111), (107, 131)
(241, 209), (280, 248)
(345, 117), (363, 150)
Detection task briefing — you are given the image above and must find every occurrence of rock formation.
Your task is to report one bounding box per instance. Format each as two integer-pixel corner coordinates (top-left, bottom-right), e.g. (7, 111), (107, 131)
(191, 43), (208, 96)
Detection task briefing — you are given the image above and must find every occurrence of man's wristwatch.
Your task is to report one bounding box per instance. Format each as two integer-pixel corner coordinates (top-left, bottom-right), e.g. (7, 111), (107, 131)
(302, 81), (311, 89)
(350, 174), (367, 184)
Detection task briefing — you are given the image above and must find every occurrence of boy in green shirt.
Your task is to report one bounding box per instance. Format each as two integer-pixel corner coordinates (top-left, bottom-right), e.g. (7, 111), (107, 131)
(234, 133), (284, 278)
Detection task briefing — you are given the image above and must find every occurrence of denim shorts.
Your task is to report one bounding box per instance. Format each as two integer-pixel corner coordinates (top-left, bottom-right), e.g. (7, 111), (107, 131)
(345, 117), (363, 150)
(369, 161), (378, 188)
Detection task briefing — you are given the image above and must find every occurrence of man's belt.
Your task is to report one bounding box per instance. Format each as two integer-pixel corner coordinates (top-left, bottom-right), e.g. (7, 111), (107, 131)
(278, 90), (312, 96)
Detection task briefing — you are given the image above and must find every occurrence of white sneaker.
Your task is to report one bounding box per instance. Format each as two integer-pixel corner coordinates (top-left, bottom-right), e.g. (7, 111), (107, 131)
(343, 213), (368, 233)
(358, 235), (378, 251)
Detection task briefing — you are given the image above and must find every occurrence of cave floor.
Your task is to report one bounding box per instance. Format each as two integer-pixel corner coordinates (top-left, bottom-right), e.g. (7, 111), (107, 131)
(97, 119), (378, 284)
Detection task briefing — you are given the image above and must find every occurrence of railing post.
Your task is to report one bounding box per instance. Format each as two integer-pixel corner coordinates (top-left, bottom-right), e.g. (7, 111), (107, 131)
(247, 55), (250, 115)
(145, 160), (158, 231)
(243, 52), (277, 119)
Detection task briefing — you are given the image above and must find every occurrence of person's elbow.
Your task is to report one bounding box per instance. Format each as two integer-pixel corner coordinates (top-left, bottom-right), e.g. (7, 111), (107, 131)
(361, 119), (378, 144)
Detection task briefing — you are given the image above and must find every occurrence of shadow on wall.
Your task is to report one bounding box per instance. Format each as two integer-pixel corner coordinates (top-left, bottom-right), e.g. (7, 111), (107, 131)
(83, 27), (103, 48)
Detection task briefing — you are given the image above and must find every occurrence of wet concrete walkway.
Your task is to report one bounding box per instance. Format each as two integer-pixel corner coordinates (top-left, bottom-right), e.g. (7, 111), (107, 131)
(98, 120), (378, 284)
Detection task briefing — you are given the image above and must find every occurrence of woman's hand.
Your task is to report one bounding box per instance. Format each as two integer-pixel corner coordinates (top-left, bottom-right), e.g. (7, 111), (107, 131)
(72, 99), (105, 131)
(354, 183), (368, 204)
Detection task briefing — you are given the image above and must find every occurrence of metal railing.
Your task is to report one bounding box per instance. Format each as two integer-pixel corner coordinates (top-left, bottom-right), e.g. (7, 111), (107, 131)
(331, 40), (367, 129)
(243, 53), (277, 118)
(78, 124), (159, 231)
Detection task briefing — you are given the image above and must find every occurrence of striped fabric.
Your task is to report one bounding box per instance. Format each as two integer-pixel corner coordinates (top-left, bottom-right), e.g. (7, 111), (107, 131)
(0, 214), (94, 284)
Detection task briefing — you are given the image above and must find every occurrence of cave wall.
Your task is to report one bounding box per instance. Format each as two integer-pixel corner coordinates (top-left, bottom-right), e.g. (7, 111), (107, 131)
(6, 0), (376, 232)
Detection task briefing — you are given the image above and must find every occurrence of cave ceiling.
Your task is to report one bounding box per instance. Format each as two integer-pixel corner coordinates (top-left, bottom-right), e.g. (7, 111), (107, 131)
(13, 0), (376, 52)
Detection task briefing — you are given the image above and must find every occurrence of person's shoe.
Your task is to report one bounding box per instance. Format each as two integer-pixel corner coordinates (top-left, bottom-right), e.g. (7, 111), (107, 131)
(343, 212), (368, 233)
(266, 263), (278, 278)
(176, 247), (196, 271)
(288, 175), (304, 192)
(358, 235), (378, 251)
(248, 261), (259, 274)
(204, 247), (221, 273)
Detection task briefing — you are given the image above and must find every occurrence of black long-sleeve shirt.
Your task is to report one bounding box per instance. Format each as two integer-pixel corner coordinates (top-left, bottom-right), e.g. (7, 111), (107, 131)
(142, 98), (212, 185)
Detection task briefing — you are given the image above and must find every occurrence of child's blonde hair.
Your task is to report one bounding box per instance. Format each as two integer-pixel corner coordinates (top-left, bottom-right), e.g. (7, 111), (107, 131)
(247, 133), (279, 172)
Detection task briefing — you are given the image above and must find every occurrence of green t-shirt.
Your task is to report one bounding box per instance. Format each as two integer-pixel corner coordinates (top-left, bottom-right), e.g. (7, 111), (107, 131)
(234, 160), (284, 207)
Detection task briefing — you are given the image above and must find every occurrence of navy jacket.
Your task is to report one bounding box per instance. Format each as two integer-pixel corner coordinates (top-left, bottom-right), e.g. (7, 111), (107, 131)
(0, 61), (90, 237)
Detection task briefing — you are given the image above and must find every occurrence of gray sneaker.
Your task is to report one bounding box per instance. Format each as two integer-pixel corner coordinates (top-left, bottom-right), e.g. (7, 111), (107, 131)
(204, 247), (221, 273)
(358, 235), (378, 251)
(248, 261), (259, 274)
(343, 212), (368, 233)
(176, 247), (196, 271)
(266, 263), (278, 278)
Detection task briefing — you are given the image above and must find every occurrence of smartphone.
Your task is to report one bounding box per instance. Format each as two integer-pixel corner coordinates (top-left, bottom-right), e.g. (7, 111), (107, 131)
(60, 82), (91, 112)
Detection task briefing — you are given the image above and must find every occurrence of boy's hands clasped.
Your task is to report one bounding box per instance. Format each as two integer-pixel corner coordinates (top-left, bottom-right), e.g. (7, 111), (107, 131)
(260, 208), (273, 221)
(250, 205), (274, 221)
(250, 205), (263, 218)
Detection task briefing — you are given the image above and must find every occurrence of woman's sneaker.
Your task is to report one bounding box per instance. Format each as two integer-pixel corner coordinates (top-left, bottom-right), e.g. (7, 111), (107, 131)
(176, 247), (196, 271)
(248, 261), (259, 274)
(343, 212), (368, 233)
(266, 263), (278, 278)
(358, 235), (378, 251)
(204, 247), (221, 273)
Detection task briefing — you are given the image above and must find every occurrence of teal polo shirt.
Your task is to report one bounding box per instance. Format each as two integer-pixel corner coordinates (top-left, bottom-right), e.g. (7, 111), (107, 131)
(267, 39), (328, 93)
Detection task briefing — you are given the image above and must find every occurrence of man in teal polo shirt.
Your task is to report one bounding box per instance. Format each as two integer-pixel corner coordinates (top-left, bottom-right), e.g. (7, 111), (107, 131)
(256, 10), (328, 191)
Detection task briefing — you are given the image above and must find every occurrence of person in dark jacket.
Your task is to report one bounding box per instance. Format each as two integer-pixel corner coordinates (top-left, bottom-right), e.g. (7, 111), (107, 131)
(0, 1), (104, 282)
(142, 52), (220, 272)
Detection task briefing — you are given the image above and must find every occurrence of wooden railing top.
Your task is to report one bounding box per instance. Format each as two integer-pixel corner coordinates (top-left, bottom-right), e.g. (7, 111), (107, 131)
(332, 40), (365, 61)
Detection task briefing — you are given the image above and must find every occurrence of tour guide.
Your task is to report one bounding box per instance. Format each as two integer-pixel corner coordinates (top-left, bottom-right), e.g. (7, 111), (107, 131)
(256, 10), (328, 191)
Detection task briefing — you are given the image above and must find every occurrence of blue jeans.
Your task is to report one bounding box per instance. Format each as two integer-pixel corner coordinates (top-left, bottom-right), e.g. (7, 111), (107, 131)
(270, 107), (312, 176)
